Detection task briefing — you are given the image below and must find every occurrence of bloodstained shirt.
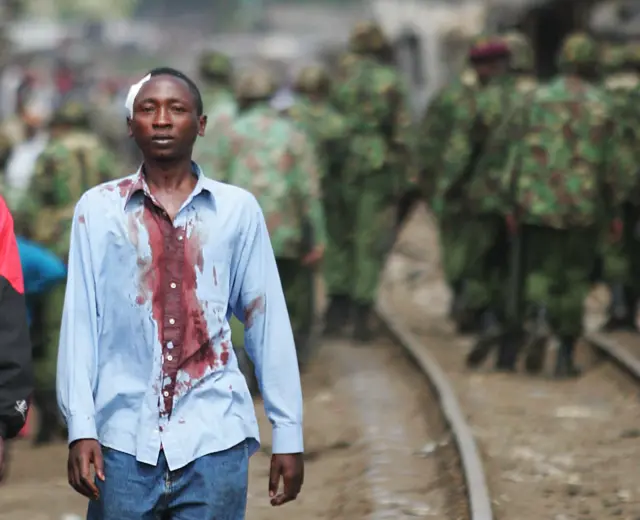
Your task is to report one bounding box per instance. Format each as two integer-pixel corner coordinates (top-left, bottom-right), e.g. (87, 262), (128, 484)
(56, 163), (303, 471)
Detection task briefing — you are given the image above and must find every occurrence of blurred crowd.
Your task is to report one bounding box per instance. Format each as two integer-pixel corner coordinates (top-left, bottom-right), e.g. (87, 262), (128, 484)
(4, 11), (640, 446)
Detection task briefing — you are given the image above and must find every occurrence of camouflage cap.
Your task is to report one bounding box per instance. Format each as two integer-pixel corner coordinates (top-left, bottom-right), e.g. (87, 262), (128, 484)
(234, 68), (276, 101)
(199, 50), (233, 81)
(557, 32), (598, 70)
(468, 34), (510, 60)
(50, 99), (90, 127)
(293, 65), (331, 95)
(503, 31), (534, 72)
(348, 20), (389, 54)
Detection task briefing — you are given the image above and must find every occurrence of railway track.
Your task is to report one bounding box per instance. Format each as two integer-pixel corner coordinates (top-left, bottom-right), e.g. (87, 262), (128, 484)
(379, 203), (640, 520)
(586, 330), (640, 381)
(375, 297), (493, 520)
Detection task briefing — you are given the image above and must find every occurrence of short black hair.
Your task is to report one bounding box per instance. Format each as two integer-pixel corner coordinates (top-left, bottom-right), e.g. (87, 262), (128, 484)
(147, 67), (204, 116)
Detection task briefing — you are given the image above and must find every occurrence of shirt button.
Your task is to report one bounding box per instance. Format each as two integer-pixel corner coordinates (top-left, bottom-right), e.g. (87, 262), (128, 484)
(177, 235), (183, 241)
(169, 318), (175, 325)
(170, 282), (177, 289)
(166, 355), (173, 361)
(163, 391), (169, 397)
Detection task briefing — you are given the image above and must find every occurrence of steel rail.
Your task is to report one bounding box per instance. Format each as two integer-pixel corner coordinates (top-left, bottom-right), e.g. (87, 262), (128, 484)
(376, 297), (494, 520)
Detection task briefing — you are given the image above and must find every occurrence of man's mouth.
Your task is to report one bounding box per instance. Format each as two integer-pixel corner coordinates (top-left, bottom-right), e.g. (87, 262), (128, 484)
(151, 135), (174, 145)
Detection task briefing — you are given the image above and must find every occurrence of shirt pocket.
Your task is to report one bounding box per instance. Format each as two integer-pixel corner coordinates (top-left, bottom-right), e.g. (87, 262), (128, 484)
(198, 242), (233, 306)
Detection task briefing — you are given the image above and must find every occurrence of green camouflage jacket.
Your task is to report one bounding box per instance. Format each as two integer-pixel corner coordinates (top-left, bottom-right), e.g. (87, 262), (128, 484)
(499, 76), (634, 229)
(286, 95), (349, 178)
(463, 74), (532, 215)
(418, 79), (477, 202)
(212, 103), (326, 259)
(332, 55), (414, 196)
(431, 74), (521, 215)
(193, 87), (238, 179)
(24, 130), (119, 259)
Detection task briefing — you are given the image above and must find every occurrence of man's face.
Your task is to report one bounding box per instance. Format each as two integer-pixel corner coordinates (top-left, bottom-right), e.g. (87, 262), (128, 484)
(473, 57), (509, 84)
(128, 75), (206, 162)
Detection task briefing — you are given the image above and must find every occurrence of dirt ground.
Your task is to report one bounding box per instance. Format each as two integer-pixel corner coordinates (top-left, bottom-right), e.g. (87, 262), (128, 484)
(0, 346), (369, 520)
(383, 204), (640, 520)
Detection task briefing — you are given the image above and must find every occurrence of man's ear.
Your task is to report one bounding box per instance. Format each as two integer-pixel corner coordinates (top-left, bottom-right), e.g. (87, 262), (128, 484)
(126, 116), (133, 138)
(198, 114), (207, 137)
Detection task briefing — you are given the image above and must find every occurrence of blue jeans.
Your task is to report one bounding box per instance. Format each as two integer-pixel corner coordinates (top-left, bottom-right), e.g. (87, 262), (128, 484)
(87, 440), (249, 520)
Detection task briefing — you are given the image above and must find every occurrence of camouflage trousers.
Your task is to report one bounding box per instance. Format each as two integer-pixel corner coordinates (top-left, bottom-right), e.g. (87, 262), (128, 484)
(522, 226), (597, 337)
(277, 259), (315, 359)
(602, 204), (640, 287)
(32, 282), (65, 391)
(323, 181), (396, 304)
(441, 214), (508, 313)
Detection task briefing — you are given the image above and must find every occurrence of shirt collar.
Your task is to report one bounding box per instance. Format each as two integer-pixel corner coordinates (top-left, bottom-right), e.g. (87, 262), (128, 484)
(124, 161), (214, 207)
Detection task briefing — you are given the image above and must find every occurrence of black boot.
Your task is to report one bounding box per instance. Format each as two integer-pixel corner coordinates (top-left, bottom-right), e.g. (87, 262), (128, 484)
(466, 310), (500, 368)
(33, 389), (62, 446)
(524, 305), (550, 374)
(554, 336), (581, 379)
(353, 302), (373, 343)
(495, 331), (521, 372)
(323, 295), (351, 337)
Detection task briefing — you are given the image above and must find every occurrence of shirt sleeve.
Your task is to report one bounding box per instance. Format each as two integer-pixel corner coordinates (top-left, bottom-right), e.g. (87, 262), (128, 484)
(0, 196), (33, 439)
(56, 194), (99, 444)
(230, 195), (304, 454)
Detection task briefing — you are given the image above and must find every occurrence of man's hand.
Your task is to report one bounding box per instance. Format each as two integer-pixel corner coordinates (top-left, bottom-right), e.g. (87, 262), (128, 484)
(268, 453), (304, 506)
(0, 437), (5, 483)
(301, 245), (324, 266)
(68, 439), (104, 500)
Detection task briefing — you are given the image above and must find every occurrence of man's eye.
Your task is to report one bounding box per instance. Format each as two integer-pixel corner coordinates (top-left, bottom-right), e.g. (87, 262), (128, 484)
(172, 106), (186, 112)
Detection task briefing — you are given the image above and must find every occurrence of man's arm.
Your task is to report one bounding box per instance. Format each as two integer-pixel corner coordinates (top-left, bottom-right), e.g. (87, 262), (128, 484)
(56, 194), (99, 443)
(0, 196), (32, 441)
(231, 195), (303, 454)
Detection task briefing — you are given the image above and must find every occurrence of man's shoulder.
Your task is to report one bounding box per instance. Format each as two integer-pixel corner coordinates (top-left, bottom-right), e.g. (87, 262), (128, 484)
(207, 177), (259, 211)
(80, 172), (138, 209)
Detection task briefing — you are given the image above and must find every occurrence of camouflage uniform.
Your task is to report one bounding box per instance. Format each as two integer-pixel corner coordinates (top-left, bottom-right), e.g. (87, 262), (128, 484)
(286, 65), (351, 335)
(214, 68), (326, 363)
(332, 21), (414, 340)
(24, 100), (119, 443)
(193, 50), (238, 179)
(424, 35), (510, 333)
(497, 33), (634, 376)
(503, 31), (538, 94)
(599, 44), (640, 329)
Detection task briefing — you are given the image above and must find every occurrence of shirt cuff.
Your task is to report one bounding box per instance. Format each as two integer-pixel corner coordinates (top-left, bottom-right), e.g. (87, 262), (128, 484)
(272, 424), (304, 454)
(67, 414), (98, 445)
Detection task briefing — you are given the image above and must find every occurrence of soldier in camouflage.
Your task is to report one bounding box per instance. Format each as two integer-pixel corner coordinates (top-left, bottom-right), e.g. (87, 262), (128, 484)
(503, 31), (538, 93)
(213, 67), (326, 365)
(23, 99), (119, 444)
(193, 50), (238, 179)
(495, 33), (634, 377)
(599, 43), (640, 331)
(286, 64), (351, 337)
(421, 35), (511, 334)
(332, 20), (414, 341)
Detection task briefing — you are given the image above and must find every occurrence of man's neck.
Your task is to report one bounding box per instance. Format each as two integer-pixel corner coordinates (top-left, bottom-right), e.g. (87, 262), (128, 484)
(143, 158), (197, 192)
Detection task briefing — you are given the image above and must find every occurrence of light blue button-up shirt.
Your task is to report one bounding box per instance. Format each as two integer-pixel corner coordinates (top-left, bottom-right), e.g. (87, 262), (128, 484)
(56, 164), (304, 471)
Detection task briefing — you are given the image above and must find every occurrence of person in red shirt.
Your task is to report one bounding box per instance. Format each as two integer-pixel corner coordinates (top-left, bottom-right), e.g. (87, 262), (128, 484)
(0, 195), (33, 481)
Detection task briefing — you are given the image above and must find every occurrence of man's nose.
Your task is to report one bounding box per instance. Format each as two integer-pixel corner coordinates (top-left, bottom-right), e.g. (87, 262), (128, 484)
(152, 106), (172, 127)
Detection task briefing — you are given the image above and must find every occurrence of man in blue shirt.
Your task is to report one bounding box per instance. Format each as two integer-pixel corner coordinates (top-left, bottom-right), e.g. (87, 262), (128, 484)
(57, 67), (304, 519)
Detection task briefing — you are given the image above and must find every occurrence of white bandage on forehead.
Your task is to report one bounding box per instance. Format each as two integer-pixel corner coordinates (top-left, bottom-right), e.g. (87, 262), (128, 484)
(124, 73), (151, 118)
